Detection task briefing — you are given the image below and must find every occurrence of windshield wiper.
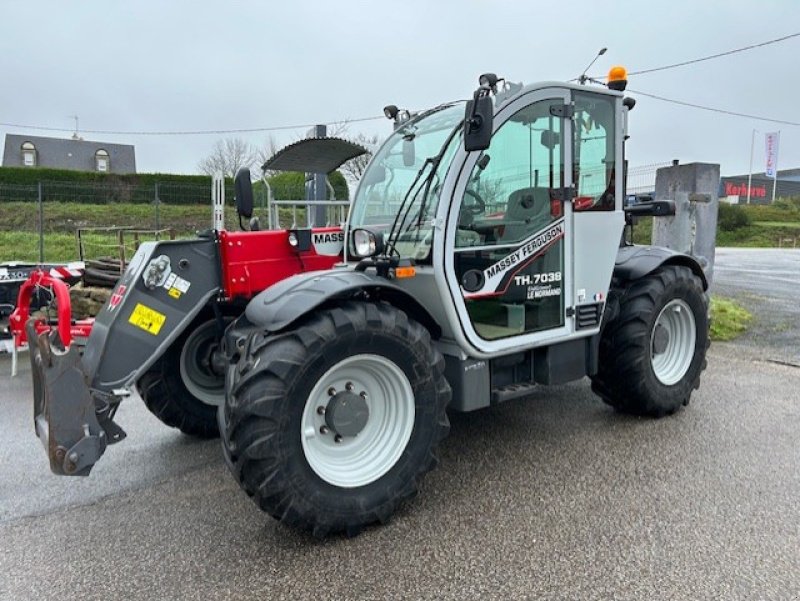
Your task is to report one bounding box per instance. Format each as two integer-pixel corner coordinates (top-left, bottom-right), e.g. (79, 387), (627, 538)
(384, 157), (435, 259)
(383, 109), (465, 259)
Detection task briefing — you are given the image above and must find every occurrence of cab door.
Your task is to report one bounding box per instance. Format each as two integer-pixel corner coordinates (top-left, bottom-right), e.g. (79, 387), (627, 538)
(443, 89), (574, 354)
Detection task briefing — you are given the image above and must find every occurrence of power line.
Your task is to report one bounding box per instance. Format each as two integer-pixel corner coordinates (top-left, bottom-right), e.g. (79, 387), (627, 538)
(0, 114), (385, 136)
(628, 32), (800, 76)
(629, 88), (800, 126)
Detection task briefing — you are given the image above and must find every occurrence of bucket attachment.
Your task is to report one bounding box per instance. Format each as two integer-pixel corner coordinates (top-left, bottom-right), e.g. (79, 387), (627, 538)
(28, 320), (120, 476)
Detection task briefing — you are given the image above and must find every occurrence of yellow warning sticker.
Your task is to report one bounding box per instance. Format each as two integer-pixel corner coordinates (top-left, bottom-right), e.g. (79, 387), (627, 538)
(168, 287), (181, 299)
(128, 303), (166, 335)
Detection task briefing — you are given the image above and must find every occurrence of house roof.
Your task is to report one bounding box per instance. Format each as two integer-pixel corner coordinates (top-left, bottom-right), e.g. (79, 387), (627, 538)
(2, 134), (136, 173)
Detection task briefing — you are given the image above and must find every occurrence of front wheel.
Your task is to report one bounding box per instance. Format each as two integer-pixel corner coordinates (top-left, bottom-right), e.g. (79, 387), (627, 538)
(591, 265), (709, 417)
(221, 301), (451, 537)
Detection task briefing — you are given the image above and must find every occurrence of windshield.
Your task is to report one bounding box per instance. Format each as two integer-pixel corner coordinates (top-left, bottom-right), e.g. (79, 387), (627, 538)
(349, 103), (464, 261)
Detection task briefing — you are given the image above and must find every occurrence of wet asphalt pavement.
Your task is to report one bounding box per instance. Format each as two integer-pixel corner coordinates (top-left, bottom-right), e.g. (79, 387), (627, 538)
(713, 248), (800, 365)
(1, 250), (799, 601)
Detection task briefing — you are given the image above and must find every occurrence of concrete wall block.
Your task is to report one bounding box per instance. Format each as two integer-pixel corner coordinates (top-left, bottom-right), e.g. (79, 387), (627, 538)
(653, 163), (720, 284)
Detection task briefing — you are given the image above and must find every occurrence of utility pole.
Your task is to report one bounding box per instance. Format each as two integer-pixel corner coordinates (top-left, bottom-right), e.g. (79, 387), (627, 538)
(746, 128), (756, 204)
(70, 115), (80, 140)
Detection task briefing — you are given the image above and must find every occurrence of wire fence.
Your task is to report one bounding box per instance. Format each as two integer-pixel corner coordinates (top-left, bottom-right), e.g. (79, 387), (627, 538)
(0, 180), (275, 263)
(0, 165), (709, 263)
(626, 161), (672, 196)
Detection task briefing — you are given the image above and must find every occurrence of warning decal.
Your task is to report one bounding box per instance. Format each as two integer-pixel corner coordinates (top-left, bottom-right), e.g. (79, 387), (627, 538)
(128, 303), (166, 335)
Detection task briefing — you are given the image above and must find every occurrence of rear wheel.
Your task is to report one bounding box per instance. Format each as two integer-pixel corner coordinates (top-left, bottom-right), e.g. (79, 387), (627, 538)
(137, 313), (231, 438)
(221, 301), (451, 537)
(591, 265), (709, 417)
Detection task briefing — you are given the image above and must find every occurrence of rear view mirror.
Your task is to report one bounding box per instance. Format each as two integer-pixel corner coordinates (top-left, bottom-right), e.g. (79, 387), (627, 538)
(464, 94), (493, 152)
(234, 167), (254, 219)
(402, 139), (416, 167)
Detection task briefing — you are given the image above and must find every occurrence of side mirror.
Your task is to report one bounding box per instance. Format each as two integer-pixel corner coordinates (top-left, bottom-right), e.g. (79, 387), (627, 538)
(402, 139), (415, 167)
(234, 167), (254, 219)
(540, 130), (560, 149)
(463, 94), (493, 152)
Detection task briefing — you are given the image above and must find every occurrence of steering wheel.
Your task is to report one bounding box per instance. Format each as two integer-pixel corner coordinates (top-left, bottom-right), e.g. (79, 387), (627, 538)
(462, 188), (486, 216)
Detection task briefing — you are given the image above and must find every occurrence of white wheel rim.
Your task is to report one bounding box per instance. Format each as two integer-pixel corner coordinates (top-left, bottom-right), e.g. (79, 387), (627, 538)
(179, 320), (226, 406)
(651, 299), (697, 385)
(301, 354), (415, 488)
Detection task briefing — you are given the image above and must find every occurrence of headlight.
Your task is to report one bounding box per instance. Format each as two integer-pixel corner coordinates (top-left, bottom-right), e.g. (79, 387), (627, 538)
(352, 228), (383, 258)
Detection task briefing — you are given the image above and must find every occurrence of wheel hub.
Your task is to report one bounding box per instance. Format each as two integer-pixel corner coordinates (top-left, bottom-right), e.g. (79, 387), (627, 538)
(652, 323), (670, 355)
(325, 390), (369, 437)
(650, 299), (697, 386)
(301, 354), (416, 488)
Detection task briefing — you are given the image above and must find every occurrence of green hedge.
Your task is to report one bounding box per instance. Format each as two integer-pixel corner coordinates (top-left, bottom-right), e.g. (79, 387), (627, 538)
(255, 171), (349, 201)
(718, 203), (752, 231)
(0, 166), (214, 187)
(0, 167), (348, 205)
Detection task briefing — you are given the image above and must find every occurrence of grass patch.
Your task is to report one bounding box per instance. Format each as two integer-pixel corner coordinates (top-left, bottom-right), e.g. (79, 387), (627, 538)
(710, 296), (752, 341)
(715, 224), (800, 247)
(753, 221), (800, 229)
(0, 200), (313, 262)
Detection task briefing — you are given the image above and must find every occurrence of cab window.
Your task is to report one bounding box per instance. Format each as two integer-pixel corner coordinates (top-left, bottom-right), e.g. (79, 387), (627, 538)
(573, 92), (616, 211)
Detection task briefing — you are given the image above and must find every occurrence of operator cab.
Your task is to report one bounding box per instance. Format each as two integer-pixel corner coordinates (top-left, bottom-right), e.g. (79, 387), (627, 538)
(348, 75), (627, 357)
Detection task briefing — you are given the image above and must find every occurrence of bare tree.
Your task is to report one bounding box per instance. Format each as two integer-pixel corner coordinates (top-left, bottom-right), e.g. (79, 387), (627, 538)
(339, 132), (381, 188)
(255, 135), (282, 177)
(326, 120), (351, 138)
(198, 137), (258, 178)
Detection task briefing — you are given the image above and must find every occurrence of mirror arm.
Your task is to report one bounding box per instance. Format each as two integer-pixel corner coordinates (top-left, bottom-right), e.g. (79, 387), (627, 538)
(467, 85), (491, 133)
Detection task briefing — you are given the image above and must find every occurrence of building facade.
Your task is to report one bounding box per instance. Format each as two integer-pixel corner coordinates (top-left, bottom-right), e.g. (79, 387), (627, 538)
(720, 167), (800, 204)
(2, 134), (136, 174)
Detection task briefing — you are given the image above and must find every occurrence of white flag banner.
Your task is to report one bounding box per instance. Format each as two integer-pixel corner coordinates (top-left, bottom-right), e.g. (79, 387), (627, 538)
(765, 132), (780, 177)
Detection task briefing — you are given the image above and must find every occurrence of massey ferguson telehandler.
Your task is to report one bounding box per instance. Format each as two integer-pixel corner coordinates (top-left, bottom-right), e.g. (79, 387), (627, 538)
(21, 67), (709, 538)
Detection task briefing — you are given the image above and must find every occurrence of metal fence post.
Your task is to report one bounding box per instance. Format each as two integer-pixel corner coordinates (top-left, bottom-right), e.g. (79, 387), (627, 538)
(38, 181), (44, 263)
(154, 182), (161, 231)
(653, 162), (721, 285)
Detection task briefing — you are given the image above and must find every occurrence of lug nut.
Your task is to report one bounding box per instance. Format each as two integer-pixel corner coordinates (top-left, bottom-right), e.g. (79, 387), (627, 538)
(345, 382), (354, 392)
(327, 387), (336, 397)
(320, 426), (329, 435)
(360, 391), (368, 400)
(316, 406), (326, 415)
(334, 435), (343, 443)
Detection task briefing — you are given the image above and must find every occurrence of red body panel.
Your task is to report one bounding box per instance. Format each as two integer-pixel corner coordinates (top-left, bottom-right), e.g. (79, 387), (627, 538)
(219, 227), (344, 300)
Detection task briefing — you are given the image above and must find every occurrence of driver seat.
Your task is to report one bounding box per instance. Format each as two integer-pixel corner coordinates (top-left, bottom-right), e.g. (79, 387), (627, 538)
(499, 187), (551, 243)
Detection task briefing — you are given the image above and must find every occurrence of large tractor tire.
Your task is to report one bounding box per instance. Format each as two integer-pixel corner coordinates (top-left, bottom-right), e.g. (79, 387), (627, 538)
(136, 312), (231, 438)
(591, 265), (709, 417)
(221, 301), (451, 538)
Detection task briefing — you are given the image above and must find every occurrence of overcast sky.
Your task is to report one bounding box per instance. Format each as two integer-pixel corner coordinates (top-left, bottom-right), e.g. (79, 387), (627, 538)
(1, 1), (798, 177)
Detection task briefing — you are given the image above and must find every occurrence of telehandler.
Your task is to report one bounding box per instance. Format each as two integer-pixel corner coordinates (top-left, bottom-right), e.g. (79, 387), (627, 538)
(22, 68), (709, 537)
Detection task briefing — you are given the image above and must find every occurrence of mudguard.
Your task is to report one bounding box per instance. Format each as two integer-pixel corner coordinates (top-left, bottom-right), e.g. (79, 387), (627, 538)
(613, 245), (708, 290)
(244, 269), (440, 336)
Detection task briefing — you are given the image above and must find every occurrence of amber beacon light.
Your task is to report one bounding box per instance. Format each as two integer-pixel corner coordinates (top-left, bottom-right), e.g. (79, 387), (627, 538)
(607, 66), (628, 91)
